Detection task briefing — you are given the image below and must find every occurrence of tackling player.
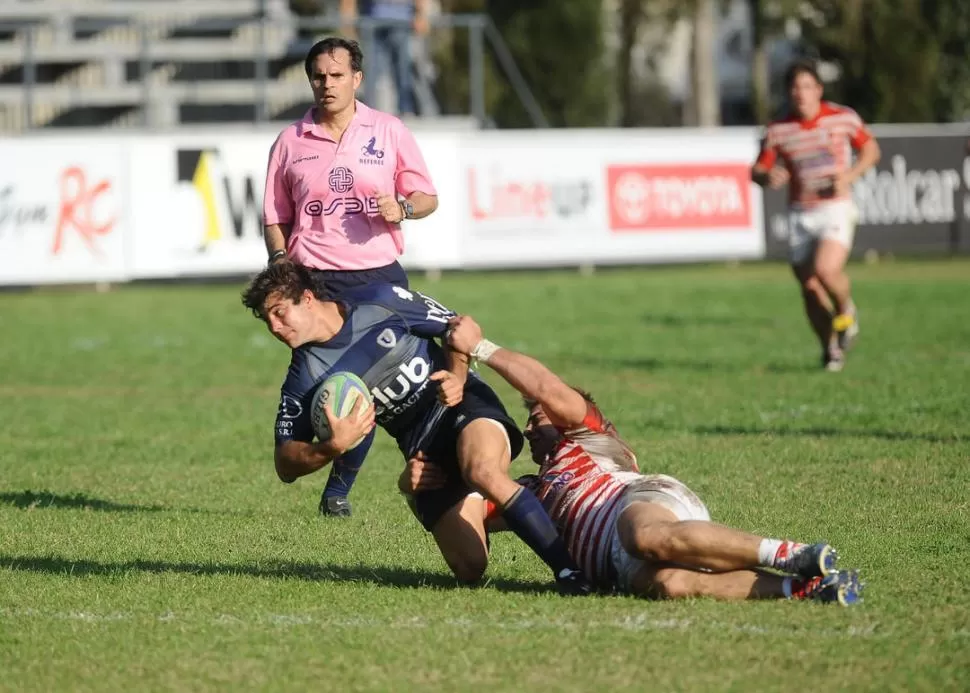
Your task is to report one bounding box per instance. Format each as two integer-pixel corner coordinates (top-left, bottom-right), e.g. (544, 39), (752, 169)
(400, 314), (864, 604)
(241, 263), (591, 595)
(751, 60), (880, 371)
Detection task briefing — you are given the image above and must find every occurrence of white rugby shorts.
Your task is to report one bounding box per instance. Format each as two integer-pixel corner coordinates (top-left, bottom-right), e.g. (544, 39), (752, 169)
(609, 474), (711, 593)
(788, 199), (858, 266)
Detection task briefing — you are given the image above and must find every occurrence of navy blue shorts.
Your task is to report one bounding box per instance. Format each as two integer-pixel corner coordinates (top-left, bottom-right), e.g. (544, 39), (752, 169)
(308, 261), (408, 295)
(410, 379), (525, 532)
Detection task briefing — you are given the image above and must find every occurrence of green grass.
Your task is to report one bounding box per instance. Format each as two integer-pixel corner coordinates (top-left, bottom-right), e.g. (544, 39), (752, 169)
(1, 258), (969, 692)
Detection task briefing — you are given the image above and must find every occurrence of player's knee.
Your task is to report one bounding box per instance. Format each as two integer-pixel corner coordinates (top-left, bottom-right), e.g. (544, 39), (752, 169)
(627, 521), (679, 563)
(444, 550), (488, 584)
(652, 568), (700, 600)
(461, 459), (505, 495)
(815, 263), (843, 288)
(814, 267), (833, 287)
(799, 273), (824, 295)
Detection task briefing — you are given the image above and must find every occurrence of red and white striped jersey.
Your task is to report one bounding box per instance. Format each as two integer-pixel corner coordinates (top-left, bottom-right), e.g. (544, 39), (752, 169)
(755, 101), (872, 209)
(526, 404), (641, 588)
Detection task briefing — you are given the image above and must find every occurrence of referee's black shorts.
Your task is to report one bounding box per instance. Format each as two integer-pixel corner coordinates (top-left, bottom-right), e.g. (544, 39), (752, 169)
(308, 261), (408, 295)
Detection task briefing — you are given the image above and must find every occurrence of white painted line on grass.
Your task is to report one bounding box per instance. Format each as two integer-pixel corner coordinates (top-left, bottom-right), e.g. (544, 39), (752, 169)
(0, 607), (909, 640)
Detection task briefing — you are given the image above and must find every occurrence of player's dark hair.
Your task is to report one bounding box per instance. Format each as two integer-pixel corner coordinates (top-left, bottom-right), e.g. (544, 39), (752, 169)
(785, 59), (822, 89)
(241, 262), (332, 319)
(304, 37), (364, 78)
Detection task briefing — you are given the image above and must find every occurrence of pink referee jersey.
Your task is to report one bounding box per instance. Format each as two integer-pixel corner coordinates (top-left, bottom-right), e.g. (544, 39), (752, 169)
(263, 101), (437, 271)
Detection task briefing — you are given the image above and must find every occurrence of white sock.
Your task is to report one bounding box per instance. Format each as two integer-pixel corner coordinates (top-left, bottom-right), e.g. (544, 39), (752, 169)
(758, 538), (783, 567)
(782, 576), (794, 599)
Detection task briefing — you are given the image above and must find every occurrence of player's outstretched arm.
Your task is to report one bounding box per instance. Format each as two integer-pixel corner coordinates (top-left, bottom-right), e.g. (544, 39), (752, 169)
(847, 138), (881, 182)
(446, 315), (587, 429)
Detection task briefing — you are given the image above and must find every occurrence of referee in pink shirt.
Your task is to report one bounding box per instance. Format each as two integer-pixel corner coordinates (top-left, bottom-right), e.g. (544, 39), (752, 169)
(262, 37), (438, 517)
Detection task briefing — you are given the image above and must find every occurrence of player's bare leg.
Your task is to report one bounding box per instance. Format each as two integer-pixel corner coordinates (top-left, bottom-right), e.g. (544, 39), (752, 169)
(632, 563), (781, 599)
(430, 494), (489, 584)
(815, 237), (858, 352)
(456, 419), (519, 506)
(617, 501), (837, 578)
(630, 564), (861, 604)
(792, 263), (835, 352)
(457, 419), (589, 593)
(814, 238), (852, 315)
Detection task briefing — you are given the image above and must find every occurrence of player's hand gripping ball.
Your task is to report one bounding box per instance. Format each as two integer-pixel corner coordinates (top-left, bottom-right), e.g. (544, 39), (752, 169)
(310, 372), (373, 451)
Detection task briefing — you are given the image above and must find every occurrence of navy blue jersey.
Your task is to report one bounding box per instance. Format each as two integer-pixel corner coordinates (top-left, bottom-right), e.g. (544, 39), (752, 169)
(274, 283), (471, 453)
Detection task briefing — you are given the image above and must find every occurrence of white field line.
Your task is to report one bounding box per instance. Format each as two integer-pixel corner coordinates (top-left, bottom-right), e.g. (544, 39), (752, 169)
(0, 607), (934, 640)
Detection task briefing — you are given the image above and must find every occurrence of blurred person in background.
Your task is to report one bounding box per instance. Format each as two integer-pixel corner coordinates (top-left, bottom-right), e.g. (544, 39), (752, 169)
(751, 59), (880, 372)
(340, 0), (431, 116)
(263, 36), (439, 517)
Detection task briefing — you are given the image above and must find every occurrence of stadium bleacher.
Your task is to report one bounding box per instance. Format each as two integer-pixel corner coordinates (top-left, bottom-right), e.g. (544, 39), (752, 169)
(0, 0), (473, 132)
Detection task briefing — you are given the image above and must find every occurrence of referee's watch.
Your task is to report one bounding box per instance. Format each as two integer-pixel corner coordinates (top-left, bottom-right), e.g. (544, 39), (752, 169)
(399, 200), (415, 220)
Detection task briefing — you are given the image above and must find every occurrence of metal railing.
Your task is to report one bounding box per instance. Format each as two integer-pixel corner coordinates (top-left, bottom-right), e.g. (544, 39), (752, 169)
(0, 12), (548, 132)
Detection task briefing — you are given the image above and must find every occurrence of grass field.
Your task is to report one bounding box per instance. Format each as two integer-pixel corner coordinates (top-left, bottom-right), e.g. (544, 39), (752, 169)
(1, 258), (968, 692)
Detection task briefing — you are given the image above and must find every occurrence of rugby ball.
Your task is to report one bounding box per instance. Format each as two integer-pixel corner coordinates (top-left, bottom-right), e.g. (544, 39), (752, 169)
(310, 372), (372, 449)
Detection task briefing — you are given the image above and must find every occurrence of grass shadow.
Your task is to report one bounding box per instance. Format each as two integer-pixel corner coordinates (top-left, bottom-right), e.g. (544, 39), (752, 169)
(0, 490), (169, 512)
(687, 424), (964, 445)
(0, 554), (552, 595)
(0, 490), (248, 516)
(641, 312), (778, 329)
(557, 354), (814, 375)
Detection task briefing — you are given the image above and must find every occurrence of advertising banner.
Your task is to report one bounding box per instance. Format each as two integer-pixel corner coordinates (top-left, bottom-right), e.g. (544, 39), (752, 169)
(127, 134), (272, 278)
(460, 129), (765, 268)
(0, 141), (127, 285)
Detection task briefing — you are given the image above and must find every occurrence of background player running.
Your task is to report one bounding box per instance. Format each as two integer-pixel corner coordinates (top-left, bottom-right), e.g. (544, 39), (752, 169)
(751, 59), (880, 372)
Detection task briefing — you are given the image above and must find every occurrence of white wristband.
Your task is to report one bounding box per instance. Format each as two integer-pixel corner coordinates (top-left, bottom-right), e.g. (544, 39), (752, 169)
(470, 339), (501, 364)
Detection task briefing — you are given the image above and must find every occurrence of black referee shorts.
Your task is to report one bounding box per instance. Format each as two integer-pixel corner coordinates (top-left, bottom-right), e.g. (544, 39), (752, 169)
(308, 261), (408, 295)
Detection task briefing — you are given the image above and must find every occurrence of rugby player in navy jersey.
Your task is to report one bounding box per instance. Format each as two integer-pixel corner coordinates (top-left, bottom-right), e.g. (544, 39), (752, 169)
(240, 262), (590, 594)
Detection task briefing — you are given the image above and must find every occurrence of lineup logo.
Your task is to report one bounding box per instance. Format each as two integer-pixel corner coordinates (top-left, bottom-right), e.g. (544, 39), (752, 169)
(467, 167), (592, 222)
(176, 149), (262, 247)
